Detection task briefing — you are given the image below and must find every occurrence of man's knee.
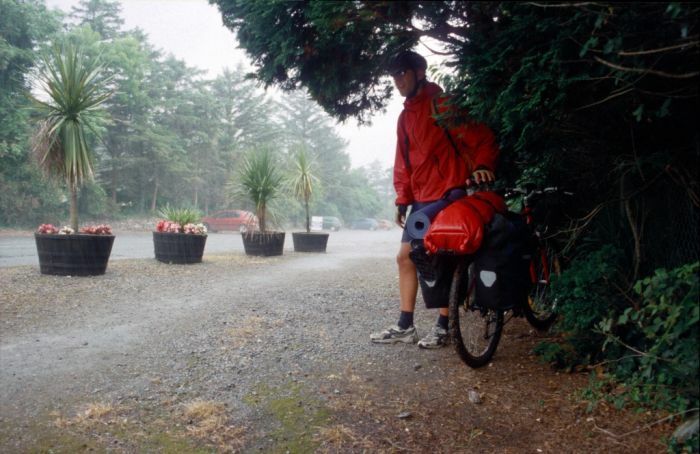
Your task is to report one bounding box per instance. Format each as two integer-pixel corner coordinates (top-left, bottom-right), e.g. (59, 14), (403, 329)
(396, 245), (413, 269)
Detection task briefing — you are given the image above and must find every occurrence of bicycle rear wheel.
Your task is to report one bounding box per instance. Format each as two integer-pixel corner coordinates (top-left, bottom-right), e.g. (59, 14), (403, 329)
(449, 262), (504, 368)
(524, 243), (560, 331)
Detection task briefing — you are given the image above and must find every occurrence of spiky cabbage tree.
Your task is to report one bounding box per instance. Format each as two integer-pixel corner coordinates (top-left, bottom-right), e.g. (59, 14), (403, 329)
(236, 148), (283, 233)
(289, 148), (319, 233)
(30, 41), (112, 231)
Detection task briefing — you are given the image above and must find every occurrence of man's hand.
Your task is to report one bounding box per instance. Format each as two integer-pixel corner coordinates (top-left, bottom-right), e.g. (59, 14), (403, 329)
(396, 205), (407, 228)
(470, 169), (495, 185)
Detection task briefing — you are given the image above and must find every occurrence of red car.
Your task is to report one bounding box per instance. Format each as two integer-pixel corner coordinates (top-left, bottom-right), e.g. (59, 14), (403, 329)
(201, 210), (258, 233)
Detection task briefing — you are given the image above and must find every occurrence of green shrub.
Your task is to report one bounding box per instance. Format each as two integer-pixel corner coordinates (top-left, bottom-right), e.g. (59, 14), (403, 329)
(536, 257), (699, 452)
(533, 244), (626, 367)
(598, 262), (699, 413)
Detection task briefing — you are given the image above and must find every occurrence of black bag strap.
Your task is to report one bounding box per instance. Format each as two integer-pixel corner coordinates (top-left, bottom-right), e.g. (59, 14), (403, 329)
(401, 93), (473, 173)
(399, 110), (411, 171)
(432, 96), (461, 159)
(432, 94), (474, 169)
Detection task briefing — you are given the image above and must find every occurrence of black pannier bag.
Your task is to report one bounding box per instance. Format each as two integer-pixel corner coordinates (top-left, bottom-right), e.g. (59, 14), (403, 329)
(409, 240), (457, 309)
(473, 212), (533, 310)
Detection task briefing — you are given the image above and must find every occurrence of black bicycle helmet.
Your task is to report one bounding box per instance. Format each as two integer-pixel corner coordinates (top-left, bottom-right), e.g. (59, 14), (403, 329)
(386, 50), (428, 75)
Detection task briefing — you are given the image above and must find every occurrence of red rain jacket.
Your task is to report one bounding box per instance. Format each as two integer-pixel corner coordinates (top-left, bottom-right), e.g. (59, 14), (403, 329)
(393, 82), (499, 205)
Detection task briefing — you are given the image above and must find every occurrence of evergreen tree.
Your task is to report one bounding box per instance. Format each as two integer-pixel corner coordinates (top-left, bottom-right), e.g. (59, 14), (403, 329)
(69, 0), (124, 40)
(0, 0), (62, 225)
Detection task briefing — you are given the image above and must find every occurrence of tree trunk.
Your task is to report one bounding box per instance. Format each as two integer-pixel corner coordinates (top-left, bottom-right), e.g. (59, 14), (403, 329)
(258, 205), (266, 233)
(70, 185), (79, 231)
(111, 164), (117, 205)
(305, 198), (310, 233)
(150, 177), (159, 212)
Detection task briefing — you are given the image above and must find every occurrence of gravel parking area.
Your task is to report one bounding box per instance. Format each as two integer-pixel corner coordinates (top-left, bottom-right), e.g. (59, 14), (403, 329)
(0, 231), (672, 453)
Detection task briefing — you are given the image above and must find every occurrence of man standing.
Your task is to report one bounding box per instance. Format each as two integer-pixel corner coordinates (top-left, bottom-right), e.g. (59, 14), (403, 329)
(370, 51), (499, 348)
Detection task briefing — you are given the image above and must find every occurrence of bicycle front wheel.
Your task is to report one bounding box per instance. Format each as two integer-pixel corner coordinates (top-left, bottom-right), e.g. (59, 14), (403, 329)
(524, 243), (560, 331)
(449, 262), (504, 368)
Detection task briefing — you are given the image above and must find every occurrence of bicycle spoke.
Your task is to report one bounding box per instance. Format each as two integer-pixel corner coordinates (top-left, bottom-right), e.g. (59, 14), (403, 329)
(450, 262), (504, 368)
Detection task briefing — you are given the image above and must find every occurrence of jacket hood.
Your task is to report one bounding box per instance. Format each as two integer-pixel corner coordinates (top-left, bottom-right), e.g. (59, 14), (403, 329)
(403, 81), (442, 110)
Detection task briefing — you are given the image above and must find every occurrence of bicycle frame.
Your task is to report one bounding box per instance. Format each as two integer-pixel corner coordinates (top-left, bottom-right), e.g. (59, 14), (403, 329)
(522, 205), (551, 287)
(445, 184), (568, 367)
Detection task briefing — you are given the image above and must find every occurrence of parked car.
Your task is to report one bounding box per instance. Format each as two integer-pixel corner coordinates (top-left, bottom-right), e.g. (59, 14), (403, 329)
(350, 218), (379, 230)
(201, 210), (258, 233)
(377, 219), (393, 230)
(322, 216), (342, 231)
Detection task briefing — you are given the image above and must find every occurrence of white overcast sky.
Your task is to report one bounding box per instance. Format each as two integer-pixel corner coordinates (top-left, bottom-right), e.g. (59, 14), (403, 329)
(44, 0), (410, 170)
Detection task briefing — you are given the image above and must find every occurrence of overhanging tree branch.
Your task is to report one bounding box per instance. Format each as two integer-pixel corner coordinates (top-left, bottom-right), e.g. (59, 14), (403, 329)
(618, 40), (699, 56)
(527, 2), (600, 7)
(417, 39), (453, 56)
(594, 56), (700, 79)
(574, 87), (634, 111)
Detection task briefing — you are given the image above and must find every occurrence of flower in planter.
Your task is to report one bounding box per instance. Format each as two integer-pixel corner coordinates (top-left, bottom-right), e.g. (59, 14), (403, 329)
(183, 223), (207, 235)
(156, 220), (182, 233)
(79, 224), (113, 235)
(37, 224), (59, 234)
(155, 206), (207, 235)
(36, 223), (112, 235)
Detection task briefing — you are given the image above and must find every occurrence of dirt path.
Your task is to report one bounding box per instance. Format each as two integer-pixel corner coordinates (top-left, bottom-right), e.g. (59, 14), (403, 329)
(0, 235), (671, 453)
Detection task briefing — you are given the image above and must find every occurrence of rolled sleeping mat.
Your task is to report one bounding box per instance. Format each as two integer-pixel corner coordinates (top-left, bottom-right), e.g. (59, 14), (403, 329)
(405, 188), (467, 240)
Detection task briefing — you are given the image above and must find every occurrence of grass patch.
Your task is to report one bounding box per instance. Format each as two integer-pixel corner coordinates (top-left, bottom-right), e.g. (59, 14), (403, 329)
(3, 398), (241, 453)
(181, 399), (245, 451)
(313, 424), (374, 452)
(52, 401), (120, 430)
(244, 382), (332, 453)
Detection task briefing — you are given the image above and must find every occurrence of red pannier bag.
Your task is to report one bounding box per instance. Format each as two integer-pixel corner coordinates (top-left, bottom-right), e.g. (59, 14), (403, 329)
(472, 191), (507, 213)
(424, 192), (506, 255)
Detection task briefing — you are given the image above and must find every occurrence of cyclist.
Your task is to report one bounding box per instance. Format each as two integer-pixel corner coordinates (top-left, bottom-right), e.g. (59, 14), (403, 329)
(370, 50), (500, 348)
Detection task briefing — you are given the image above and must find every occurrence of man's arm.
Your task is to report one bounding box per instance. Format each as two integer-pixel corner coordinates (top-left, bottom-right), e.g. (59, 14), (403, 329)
(395, 204), (407, 228)
(393, 111), (414, 206)
(433, 94), (498, 184)
(456, 122), (499, 184)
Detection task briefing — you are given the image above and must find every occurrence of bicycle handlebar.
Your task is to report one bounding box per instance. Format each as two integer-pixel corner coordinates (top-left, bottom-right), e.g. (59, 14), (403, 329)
(505, 186), (574, 200)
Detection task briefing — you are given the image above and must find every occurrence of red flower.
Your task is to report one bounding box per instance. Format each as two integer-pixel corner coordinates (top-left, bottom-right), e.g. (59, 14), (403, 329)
(37, 224), (59, 234)
(78, 224), (113, 235)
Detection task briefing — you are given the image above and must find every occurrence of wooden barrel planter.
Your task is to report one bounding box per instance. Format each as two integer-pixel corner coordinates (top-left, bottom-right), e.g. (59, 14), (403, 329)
(242, 231), (285, 256)
(34, 233), (115, 276)
(153, 232), (207, 264)
(292, 232), (329, 253)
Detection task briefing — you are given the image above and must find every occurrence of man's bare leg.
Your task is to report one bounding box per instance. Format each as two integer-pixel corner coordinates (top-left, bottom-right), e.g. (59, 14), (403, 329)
(397, 242), (418, 313)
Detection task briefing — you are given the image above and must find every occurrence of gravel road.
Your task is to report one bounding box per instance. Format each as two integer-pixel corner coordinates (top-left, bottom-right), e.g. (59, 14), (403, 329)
(0, 229), (671, 453)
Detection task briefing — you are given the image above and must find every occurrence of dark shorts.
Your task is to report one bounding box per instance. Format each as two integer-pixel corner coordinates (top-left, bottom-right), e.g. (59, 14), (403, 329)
(401, 201), (435, 243)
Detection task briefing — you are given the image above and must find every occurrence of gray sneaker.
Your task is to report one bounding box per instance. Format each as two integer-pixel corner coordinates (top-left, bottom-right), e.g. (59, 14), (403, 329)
(417, 325), (448, 349)
(370, 325), (418, 344)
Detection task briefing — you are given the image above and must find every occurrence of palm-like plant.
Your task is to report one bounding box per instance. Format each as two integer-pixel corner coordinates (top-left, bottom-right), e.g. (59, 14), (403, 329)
(289, 148), (320, 233)
(158, 205), (202, 226)
(236, 148), (283, 233)
(29, 42), (112, 231)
